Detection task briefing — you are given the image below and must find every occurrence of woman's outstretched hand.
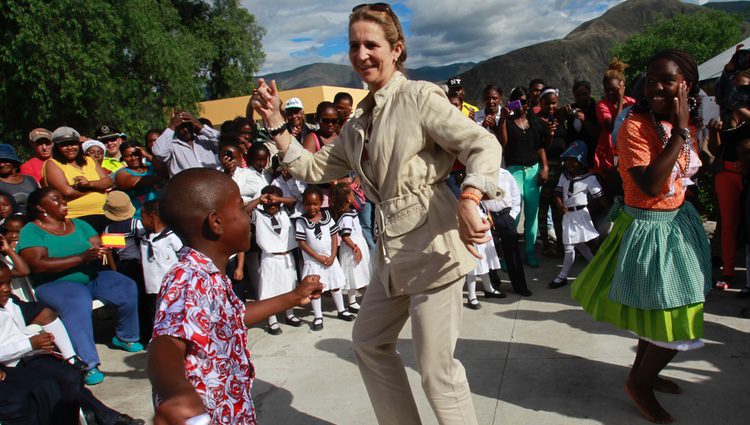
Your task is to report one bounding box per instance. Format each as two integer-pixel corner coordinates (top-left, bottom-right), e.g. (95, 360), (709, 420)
(251, 79), (284, 127)
(457, 195), (491, 259)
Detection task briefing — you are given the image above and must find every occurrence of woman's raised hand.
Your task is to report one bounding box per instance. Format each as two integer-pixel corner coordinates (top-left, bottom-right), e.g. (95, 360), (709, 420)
(251, 79), (284, 125)
(672, 81), (690, 130)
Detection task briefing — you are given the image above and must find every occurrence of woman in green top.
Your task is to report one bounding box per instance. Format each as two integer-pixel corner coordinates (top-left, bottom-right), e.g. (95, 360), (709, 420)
(17, 187), (143, 385)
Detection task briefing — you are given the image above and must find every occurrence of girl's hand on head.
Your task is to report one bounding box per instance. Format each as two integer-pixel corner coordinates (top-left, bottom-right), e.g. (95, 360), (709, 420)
(0, 235), (11, 254)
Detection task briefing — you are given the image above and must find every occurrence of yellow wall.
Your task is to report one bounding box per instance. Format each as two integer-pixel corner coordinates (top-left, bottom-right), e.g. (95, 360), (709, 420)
(197, 86), (369, 125)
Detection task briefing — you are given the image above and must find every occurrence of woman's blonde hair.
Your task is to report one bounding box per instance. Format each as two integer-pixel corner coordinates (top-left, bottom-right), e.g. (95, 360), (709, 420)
(349, 5), (408, 71)
(603, 58), (628, 84)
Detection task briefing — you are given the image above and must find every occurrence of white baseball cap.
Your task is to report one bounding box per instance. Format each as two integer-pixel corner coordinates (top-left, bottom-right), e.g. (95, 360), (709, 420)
(284, 97), (303, 110)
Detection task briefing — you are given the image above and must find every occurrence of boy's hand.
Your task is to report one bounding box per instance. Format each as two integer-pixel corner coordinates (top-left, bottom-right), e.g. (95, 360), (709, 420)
(233, 268), (244, 281)
(154, 387), (206, 425)
(30, 332), (55, 352)
(293, 275), (324, 305)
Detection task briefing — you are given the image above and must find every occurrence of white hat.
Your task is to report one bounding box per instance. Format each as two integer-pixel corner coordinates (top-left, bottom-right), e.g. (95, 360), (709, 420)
(284, 97), (303, 110)
(82, 139), (106, 153)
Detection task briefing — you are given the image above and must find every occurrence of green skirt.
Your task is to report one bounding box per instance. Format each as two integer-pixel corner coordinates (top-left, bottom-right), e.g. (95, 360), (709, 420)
(571, 202), (708, 342)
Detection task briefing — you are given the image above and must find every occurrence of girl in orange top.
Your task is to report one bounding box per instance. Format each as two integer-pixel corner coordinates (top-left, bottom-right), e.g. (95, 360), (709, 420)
(572, 50), (711, 424)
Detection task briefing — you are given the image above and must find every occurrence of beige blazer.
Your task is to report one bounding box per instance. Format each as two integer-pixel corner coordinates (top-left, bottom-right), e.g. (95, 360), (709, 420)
(282, 72), (501, 296)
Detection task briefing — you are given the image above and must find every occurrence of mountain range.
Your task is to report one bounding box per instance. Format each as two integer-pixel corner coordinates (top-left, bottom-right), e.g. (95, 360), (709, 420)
(257, 0), (750, 103)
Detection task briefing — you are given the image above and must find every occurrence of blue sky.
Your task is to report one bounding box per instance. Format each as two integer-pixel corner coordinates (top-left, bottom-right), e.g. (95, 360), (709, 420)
(243, 0), (727, 74)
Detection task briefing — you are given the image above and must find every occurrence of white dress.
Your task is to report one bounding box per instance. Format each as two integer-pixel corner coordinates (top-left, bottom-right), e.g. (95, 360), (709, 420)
(295, 210), (345, 291)
(254, 207), (298, 299)
(555, 172), (603, 245)
(472, 203), (501, 275)
(336, 210), (371, 291)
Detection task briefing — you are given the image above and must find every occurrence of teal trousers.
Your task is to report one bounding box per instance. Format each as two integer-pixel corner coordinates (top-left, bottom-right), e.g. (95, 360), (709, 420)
(508, 163), (541, 254)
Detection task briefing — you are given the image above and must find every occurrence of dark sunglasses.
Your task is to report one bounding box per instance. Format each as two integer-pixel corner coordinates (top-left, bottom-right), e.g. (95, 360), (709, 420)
(352, 2), (391, 13)
(319, 118), (338, 125)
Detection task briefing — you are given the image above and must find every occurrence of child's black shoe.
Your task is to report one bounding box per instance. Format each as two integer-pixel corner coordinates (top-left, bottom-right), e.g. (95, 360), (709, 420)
(337, 311), (355, 321)
(311, 317), (324, 331)
(268, 323), (282, 335)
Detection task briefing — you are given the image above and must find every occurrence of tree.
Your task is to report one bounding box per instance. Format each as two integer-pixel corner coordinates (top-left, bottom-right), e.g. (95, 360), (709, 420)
(610, 10), (744, 82)
(0, 0), (264, 149)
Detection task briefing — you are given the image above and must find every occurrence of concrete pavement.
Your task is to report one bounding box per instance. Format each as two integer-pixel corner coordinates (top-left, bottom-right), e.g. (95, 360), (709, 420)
(90, 255), (750, 424)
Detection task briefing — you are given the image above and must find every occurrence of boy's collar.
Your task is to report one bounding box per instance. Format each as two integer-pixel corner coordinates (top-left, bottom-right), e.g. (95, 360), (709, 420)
(181, 247), (221, 274)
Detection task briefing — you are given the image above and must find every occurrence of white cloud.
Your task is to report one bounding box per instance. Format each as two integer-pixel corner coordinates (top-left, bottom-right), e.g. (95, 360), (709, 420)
(244, 0), (735, 74)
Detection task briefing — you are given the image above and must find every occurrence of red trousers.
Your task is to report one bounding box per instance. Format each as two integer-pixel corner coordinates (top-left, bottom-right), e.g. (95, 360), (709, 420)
(715, 162), (744, 279)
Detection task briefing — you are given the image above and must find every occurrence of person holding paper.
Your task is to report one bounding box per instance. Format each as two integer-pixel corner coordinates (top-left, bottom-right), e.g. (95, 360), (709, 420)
(16, 187), (142, 385)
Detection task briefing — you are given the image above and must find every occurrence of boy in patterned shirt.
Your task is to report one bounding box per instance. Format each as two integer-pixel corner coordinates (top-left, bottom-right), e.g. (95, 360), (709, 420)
(148, 169), (323, 425)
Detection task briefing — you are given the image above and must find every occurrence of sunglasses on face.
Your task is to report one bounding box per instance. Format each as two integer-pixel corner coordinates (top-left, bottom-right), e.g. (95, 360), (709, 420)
(319, 118), (338, 125)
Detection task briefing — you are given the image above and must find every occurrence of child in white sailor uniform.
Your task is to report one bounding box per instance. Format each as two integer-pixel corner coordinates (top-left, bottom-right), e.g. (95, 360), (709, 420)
(296, 186), (353, 331)
(329, 183), (370, 313)
(249, 185), (301, 335)
(549, 141), (608, 289)
(465, 201), (506, 310)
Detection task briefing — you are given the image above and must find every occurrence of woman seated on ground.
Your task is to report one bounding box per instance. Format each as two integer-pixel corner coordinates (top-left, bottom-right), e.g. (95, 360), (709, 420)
(42, 127), (113, 233)
(17, 187), (142, 386)
(113, 141), (165, 219)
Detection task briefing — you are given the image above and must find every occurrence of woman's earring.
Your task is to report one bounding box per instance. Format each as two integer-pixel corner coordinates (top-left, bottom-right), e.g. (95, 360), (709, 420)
(687, 97), (698, 112)
(41, 209), (48, 217)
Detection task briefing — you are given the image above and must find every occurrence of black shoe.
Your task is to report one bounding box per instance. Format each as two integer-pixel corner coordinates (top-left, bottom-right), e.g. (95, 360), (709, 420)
(484, 290), (507, 299)
(114, 414), (145, 425)
(466, 298), (481, 310)
(548, 278), (567, 289)
(337, 311), (355, 321)
(67, 355), (88, 372)
(267, 323), (282, 335)
(311, 317), (324, 331)
(738, 288), (750, 299)
(348, 302), (361, 313)
(517, 288), (533, 297)
(285, 315), (303, 327)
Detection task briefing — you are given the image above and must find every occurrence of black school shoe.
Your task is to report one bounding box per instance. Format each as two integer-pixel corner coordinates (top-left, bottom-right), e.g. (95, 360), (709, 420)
(466, 298), (481, 310)
(548, 277), (567, 289)
(267, 323), (283, 335)
(285, 315), (303, 327)
(115, 414), (145, 425)
(337, 311), (355, 321)
(311, 317), (324, 331)
(484, 289), (507, 299)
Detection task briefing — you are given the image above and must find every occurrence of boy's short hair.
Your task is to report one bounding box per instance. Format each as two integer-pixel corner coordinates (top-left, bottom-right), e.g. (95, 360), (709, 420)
(142, 199), (160, 216)
(333, 92), (353, 104)
(261, 185), (283, 197)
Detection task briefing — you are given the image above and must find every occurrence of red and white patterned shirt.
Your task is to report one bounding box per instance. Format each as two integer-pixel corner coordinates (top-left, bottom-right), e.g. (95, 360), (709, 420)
(153, 247), (256, 424)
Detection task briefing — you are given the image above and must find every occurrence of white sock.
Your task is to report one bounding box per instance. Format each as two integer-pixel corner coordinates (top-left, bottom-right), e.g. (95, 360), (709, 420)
(286, 309), (295, 318)
(466, 274), (477, 300)
(479, 273), (495, 294)
(268, 315), (278, 327)
(576, 242), (594, 261)
(311, 297), (323, 318)
(558, 244), (576, 280)
(348, 292), (358, 305)
(331, 290), (346, 313)
(42, 318), (76, 360)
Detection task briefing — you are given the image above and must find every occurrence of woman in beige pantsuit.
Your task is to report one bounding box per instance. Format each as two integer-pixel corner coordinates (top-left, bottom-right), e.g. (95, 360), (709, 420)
(251, 4), (501, 424)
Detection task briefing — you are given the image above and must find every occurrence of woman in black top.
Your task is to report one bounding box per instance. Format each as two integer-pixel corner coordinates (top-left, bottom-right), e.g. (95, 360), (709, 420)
(499, 86), (550, 267)
(565, 80), (600, 165)
(536, 87), (569, 257)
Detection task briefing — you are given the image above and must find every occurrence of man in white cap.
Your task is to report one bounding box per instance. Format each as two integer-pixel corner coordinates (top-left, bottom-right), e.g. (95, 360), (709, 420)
(20, 128), (53, 183)
(283, 98), (315, 141)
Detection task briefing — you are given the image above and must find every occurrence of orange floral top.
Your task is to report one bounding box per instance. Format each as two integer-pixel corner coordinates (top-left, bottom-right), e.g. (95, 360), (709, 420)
(617, 113), (700, 210)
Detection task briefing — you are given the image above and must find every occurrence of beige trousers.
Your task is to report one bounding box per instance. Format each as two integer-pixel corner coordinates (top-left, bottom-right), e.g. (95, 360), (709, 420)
(352, 277), (478, 425)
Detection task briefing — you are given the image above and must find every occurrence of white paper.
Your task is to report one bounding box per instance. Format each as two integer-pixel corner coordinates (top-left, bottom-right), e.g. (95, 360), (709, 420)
(701, 95), (720, 126)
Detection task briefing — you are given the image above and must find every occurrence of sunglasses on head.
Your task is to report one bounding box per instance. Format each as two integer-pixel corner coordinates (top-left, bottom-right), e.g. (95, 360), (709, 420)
(352, 2), (391, 12)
